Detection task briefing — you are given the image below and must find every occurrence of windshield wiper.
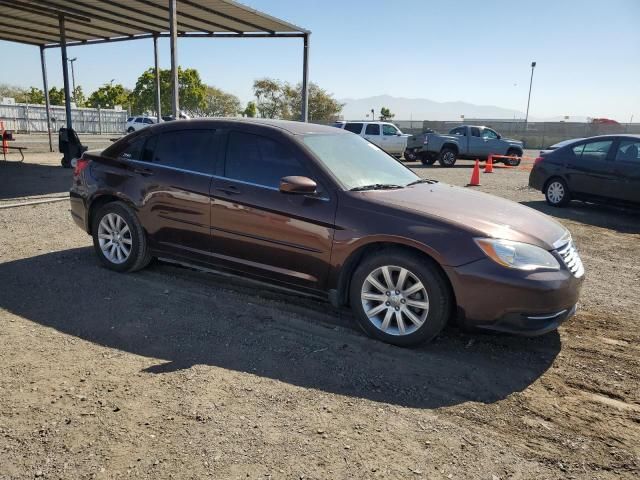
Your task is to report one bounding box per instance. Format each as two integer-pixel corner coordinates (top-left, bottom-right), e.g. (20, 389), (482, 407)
(406, 178), (438, 186)
(350, 183), (405, 192)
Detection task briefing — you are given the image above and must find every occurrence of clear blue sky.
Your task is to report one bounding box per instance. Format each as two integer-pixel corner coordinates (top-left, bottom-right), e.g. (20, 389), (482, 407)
(1, 0), (638, 121)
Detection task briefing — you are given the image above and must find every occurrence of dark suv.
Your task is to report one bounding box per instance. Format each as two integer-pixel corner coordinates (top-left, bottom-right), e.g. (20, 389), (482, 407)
(70, 119), (584, 346)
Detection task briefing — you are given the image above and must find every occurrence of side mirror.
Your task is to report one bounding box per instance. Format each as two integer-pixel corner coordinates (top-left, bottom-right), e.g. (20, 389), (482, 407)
(497, 134), (502, 139)
(279, 176), (317, 194)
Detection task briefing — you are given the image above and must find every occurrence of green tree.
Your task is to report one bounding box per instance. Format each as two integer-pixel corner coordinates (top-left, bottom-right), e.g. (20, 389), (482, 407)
(48, 87), (65, 106)
(194, 86), (240, 117)
(253, 78), (288, 119)
(72, 86), (86, 107)
(87, 82), (132, 110)
(379, 107), (395, 121)
(0, 83), (28, 102)
(243, 101), (257, 118)
(130, 67), (206, 116)
(24, 87), (45, 104)
(282, 82), (343, 122)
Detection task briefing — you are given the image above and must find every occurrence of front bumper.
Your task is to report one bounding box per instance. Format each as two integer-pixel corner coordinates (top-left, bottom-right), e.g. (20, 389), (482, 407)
(478, 304), (577, 336)
(444, 257), (583, 336)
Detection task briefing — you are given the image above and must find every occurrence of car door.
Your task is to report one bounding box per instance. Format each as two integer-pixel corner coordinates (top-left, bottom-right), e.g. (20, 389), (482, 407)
(363, 123), (383, 150)
(467, 127), (484, 156)
(480, 128), (502, 157)
(611, 138), (640, 203)
(208, 128), (337, 291)
(381, 123), (403, 155)
(132, 128), (219, 264)
(564, 139), (616, 197)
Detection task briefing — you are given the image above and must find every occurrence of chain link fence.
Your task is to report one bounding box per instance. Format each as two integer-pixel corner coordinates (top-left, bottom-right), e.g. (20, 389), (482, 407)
(0, 103), (128, 134)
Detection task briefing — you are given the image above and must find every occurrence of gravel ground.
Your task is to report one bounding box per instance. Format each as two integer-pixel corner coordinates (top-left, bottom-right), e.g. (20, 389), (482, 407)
(0, 152), (638, 479)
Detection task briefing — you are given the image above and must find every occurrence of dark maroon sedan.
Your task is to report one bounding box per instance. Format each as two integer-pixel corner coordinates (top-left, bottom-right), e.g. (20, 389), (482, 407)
(70, 119), (584, 346)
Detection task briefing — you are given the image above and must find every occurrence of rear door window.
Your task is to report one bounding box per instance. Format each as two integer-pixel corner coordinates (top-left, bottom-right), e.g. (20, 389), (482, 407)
(365, 124), (380, 135)
(470, 127), (481, 137)
(224, 131), (310, 189)
(580, 140), (613, 162)
(116, 137), (146, 161)
(344, 123), (364, 134)
(151, 129), (216, 174)
(614, 140), (640, 164)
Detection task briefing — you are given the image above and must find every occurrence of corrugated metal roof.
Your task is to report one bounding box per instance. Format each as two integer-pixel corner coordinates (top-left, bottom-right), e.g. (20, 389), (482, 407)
(0, 0), (308, 47)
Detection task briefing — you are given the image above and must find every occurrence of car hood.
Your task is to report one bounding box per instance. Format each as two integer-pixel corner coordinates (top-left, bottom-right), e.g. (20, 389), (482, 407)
(359, 182), (568, 250)
(504, 137), (524, 146)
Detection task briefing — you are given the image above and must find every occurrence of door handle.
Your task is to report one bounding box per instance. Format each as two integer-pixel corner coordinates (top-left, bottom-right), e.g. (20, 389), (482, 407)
(216, 185), (241, 195)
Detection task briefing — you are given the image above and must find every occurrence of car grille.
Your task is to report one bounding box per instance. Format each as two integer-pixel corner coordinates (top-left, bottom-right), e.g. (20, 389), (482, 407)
(557, 241), (585, 278)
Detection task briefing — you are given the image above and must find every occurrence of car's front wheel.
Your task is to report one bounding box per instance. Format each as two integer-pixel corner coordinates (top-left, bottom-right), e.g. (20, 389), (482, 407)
(349, 250), (451, 346)
(91, 201), (152, 272)
(505, 148), (521, 166)
(127, 127), (135, 133)
(544, 177), (571, 207)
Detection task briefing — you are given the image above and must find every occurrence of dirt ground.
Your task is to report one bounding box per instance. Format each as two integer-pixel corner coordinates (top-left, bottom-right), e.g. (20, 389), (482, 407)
(0, 151), (638, 480)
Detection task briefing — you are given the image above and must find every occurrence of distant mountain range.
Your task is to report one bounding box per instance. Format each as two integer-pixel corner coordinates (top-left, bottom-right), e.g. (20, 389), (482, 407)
(339, 94), (568, 122)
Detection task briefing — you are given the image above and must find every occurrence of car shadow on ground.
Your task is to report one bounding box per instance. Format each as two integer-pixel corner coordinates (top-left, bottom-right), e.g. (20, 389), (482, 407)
(522, 200), (640, 234)
(0, 161), (71, 199)
(0, 247), (561, 409)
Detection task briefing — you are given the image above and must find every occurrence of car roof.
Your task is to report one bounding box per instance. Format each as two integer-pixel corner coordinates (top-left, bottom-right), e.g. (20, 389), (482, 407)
(145, 118), (347, 136)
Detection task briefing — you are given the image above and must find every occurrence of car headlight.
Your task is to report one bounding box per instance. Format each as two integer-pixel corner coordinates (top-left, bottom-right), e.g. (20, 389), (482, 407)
(474, 238), (560, 271)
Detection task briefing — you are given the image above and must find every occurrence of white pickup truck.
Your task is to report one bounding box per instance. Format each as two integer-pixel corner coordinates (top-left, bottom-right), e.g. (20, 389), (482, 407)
(333, 121), (409, 158)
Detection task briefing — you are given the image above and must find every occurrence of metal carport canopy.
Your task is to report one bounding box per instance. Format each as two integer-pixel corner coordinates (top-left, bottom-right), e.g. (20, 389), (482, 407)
(0, 0), (311, 150)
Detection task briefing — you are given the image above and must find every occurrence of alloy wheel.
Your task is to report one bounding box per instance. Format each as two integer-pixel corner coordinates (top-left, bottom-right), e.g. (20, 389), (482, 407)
(547, 181), (565, 204)
(360, 265), (430, 336)
(98, 213), (132, 264)
(443, 152), (455, 165)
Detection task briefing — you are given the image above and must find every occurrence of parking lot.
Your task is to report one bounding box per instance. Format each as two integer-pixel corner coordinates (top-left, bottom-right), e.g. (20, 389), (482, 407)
(0, 151), (638, 479)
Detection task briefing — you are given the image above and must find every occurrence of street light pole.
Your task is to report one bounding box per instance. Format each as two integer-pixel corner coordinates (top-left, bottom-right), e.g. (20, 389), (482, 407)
(68, 57), (77, 104)
(524, 61), (536, 129)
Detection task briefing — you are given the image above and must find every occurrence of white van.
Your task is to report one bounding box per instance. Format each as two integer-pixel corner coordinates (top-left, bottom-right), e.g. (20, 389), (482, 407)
(333, 121), (409, 158)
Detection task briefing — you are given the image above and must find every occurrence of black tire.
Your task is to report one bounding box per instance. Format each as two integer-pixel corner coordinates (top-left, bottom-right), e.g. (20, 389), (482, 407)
(404, 149), (418, 162)
(505, 148), (522, 166)
(544, 177), (571, 207)
(349, 249), (452, 347)
(438, 148), (457, 167)
(91, 201), (152, 272)
(127, 127), (135, 133)
(420, 153), (437, 165)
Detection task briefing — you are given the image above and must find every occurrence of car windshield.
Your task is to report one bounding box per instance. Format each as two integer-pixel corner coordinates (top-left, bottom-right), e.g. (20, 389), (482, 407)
(303, 134), (419, 190)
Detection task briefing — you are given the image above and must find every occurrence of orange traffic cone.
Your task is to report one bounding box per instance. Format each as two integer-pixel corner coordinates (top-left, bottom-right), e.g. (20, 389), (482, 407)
(484, 155), (493, 173)
(467, 159), (481, 186)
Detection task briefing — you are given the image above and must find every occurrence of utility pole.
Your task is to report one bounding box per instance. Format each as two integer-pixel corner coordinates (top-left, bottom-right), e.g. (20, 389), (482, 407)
(524, 61), (536, 129)
(68, 57), (77, 104)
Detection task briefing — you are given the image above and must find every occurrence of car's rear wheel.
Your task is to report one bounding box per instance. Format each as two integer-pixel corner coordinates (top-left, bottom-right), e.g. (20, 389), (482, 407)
(544, 177), (571, 207)
(92, 201), (152, 272)
(438, 148), (457, 167)
(404, 149), (418, 162)
(349, 250), (451, 346)
(505, 148), (521, 166)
